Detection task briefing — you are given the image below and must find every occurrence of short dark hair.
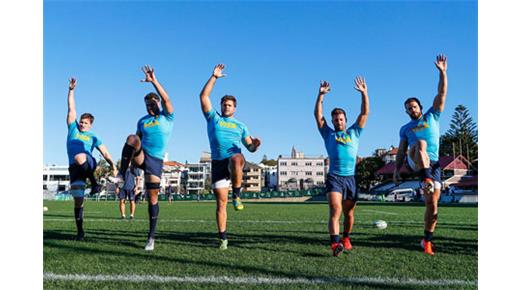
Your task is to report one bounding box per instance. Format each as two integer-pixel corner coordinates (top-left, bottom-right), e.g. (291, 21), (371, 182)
(80, 113), (94, 123)
(404, 97), (423, 110)
(144, 92), (161, 102)
(220, 95), (237, 106)
(331, 108), (346, 118)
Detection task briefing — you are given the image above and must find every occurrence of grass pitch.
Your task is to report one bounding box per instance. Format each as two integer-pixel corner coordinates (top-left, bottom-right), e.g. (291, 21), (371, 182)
(43, 200), (477, 289)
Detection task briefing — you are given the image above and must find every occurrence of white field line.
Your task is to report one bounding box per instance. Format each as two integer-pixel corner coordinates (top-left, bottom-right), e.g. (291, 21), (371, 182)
(43, 273), (477, 287)
(43, 218), (477, 225)
(360, 209), (398, 215)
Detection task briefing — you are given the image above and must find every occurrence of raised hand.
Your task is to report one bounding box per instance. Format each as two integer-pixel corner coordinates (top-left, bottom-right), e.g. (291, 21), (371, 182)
(434, 54), (448, 72)
(140, 65), (157, 83)
(69, 77), (76, 90)
(251, 137), (261, 150)
(319, 80), (331, 95)
(213, 64), (227, 78)
(354, 76), (367, 93)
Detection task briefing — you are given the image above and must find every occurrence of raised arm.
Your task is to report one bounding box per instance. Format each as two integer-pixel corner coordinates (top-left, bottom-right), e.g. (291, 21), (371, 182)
(141, 65), (174, 115)
(97, 144), (118, 177)
(432, 54), (448, 112)
(67, 78), (77, 125)
(393, 139), (408, 184)
(354, 76), (370, 128)
(314, 80), (331, 129)
(200, 64), (226, 114)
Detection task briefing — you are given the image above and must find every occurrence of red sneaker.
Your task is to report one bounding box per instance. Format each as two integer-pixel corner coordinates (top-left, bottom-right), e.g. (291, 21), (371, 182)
(421, 239), (435, 256)
(342, 237), (353, 251)
(331, 242), (344, 257)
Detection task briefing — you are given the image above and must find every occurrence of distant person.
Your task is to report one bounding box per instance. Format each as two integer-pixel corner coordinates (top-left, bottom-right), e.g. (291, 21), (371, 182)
(110, 65), (175, 251)
(166, 184), (174, 204)
(393, 54), (448, 255)
(118, 166), (142, 219)
(66, 77), (117, 241)
(199, 64), (261, 250)
(314, 77), (370, 257)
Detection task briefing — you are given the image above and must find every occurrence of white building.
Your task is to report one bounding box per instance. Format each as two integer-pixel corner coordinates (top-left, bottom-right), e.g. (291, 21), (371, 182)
(277, 147), (326, 191)
(43, 165), (70, 192)
(259, 163), (277, 190)
(186, 152), (212, 195)
(162, 161), (187, 194)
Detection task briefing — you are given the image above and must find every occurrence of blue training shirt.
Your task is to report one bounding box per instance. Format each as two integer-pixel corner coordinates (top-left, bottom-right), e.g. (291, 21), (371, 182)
(66, 121), (102, 165)
(319, 122), (363, 176)
(122, 167), (142, 190)
(136, 110), (174, 160)
(204, 108), (250, 160)
(399, 106), (441, 162)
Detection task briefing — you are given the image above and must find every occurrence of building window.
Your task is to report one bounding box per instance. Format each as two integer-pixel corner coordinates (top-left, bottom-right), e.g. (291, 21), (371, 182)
(305, 162), (312, 166)
(280, 171), (287, 176)
(291, 162), (298, 166)
(306, 172), (312, 176)
(316, 172), (324, 176)
(316, 162), (323, 166)
(280, 162), (287, 166)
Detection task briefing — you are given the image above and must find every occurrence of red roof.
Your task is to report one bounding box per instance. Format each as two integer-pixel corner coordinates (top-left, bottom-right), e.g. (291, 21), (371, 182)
(376, 155), (469, 175)
(163, 161), (186, 167)
(452, 176), (478, 187)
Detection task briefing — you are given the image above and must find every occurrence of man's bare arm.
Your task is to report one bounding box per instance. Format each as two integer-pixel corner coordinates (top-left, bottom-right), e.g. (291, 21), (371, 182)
(67, 78), (77, 125)
(141, 65), (174, 114)
(97, 145), (118, 177)
(314, 80), (331, 129)
(432, 54), (448, 112)
(354, 76), (370, 128)
(200, 64), (226, 114)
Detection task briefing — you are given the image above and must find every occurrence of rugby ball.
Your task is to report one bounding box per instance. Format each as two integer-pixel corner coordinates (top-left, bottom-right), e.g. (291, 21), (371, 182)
(43, 206), (48, 212)
(373, 220), (387, 230)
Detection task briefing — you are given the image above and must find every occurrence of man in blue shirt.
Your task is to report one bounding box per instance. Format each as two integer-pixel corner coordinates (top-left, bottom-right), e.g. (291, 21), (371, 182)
(117, 166), (142, 219)
(199, 64), (261, 250)
(66, 77), (118, 241)
(394, 54), (448, 255)
(314, 77), (370, 257)
(110, 65), (174, 251)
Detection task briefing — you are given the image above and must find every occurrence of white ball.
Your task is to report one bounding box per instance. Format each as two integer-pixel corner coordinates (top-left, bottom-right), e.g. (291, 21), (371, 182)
(373, 220), (387, 229)
(43, 206), (48, 212)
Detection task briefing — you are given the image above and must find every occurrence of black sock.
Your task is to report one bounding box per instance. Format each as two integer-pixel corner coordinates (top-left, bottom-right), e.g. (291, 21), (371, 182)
(74, 207), (84, 235)
(219, 231), (227, 240)
(418, 168), (428, 180)
(148, 203), (159, 240)
(343, 232), (350, 239)
(330, 235), (340, 244)
(424, 230), (433, 242)
(120, 143), (136, 179)
(232, 187), (241, 199)
(79, 161), (97, 187)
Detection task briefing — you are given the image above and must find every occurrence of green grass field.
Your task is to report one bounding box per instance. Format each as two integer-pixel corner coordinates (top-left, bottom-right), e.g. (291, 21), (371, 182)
(43, 200), (477, 289)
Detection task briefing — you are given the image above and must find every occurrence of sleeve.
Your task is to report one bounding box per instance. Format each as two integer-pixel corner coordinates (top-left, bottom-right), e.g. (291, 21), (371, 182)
(399, 126), (407, 142)
(425, 106), (441, 121)
(162, 110), (174, 122)
(67, 120), (78, 133)
(203, 108), (217, 122)
(93, 135), (103, 148)
(318, 123), (333, 139)
(349, 122), (363, 138)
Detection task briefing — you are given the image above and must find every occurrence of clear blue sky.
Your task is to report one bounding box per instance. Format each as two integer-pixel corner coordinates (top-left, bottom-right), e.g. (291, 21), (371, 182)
(44, 0), (477, 165)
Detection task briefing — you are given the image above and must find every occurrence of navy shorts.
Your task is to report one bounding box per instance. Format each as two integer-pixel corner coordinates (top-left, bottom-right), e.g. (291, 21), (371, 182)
(211, 157), (231, 183)
(119, 188), (135, 201)
(325, 174), (358, 201)
(136, 151), (163, 178)
(68, 154), (97, 184)
(405, 158), (442, 187)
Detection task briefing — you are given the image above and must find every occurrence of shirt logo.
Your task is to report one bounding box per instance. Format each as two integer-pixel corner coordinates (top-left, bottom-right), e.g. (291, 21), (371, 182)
(411, 121), (429, 132)
(219, 121), (237, 129)
(74, 133), (91, 142)
(335, 132), (352, 144)
(144, 119), (160, 128)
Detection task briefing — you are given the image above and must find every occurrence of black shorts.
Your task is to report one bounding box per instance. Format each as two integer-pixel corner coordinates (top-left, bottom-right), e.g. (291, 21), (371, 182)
(136, 151), (163, 178)
(211, 157), (231, 183)
(325, 174), (358, 201)
(119, 188), (135, 201)
(405, 158), (442, 184)
(68, 154), (97, 184)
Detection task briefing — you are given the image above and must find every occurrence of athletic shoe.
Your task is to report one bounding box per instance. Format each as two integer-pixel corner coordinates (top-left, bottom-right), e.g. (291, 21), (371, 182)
(90, 184), (102, 196)
(121, 216), (126, 219)
(129, 215), (134, 220)
(74, 232), (85, 241)
(108, 174), (124, 186)
(219, 239), (228, 250)
(232, 198), (244, 211)
(420, 239), (435, 256)
(342, 237), (353, 251)
(422, 178), (434, 194)
(331, 242), (344, 257)
(145, 238), (155, 251)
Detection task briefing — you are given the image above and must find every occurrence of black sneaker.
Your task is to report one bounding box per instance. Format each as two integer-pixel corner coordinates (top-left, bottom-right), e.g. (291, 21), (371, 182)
(90, 184), (103, 196)
(74, 232), (85, 241)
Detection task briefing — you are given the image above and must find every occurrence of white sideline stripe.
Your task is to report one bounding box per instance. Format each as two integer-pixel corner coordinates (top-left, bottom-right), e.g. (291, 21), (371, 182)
(43, 273), (476, 286)
(361, 209), (398, 215)
(43, 218), (477, 225)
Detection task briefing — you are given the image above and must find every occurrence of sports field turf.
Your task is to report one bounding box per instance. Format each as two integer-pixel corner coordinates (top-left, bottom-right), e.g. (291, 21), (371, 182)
(43, 200), (477, 289)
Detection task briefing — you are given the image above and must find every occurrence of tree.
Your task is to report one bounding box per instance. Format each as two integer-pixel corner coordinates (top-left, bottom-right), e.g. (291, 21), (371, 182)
(260, 154), (277, 166)
(439, 105), (478, 164)
(356, 156), (384, 192)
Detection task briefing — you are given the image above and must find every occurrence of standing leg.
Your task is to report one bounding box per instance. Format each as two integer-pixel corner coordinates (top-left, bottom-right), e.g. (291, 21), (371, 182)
(215, 187), (229, 250)
(341, 199), (356, 251)
(119, 199), (126, 218)
(328, 192), (344, 256)
(73, 196), (85, 241)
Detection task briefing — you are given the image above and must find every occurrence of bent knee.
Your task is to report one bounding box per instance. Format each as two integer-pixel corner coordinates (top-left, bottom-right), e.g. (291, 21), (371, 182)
(126, 134), (141, 147)
(73, 153), (87, 164)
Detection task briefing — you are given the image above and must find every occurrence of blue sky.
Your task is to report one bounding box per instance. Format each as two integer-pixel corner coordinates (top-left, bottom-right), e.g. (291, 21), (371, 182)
(44, 0), (477, 165)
